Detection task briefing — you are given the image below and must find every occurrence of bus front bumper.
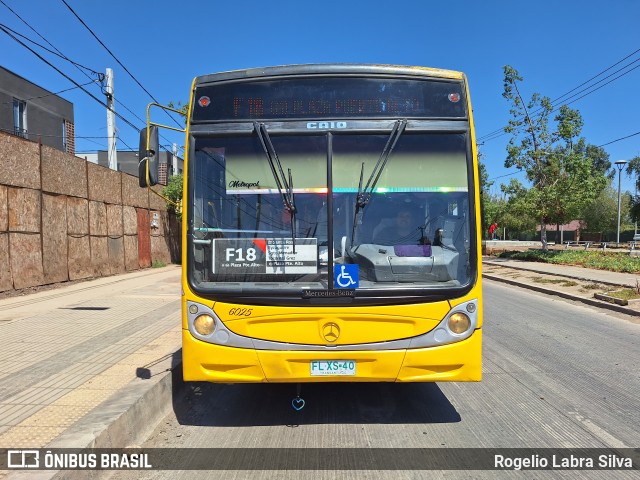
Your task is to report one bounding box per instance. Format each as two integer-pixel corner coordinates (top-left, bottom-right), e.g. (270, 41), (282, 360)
(182, 329), (482, 383)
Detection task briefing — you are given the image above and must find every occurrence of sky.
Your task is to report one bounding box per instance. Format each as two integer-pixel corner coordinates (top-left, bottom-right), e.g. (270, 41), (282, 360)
(1, 0), (639, 193)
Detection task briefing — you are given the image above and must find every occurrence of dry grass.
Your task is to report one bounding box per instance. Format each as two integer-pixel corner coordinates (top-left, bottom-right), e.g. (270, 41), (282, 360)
(531, 276), (578, 287)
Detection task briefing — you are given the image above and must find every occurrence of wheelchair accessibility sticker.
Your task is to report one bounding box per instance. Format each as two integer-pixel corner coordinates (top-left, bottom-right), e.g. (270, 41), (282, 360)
(334, 264), (359, 289)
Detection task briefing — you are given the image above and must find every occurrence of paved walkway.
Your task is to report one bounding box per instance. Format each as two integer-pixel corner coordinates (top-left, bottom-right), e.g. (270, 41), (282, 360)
(0, 265), (181, 452)
(483, 256), (639, 288)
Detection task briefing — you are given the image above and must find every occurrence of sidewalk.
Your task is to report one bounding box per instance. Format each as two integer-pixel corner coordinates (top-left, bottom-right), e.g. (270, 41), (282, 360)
(483, 257), (640, 317)
(0, 265), (182, 455)
(484, 256), (639, 287)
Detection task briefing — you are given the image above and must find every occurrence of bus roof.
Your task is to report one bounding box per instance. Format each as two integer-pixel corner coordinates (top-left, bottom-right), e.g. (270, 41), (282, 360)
(193, 64), (465, 87)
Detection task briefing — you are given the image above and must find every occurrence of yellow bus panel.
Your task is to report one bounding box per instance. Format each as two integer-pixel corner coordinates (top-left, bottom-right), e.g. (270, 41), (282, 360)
(212, 302), (452, 345)
(182, 328), (481, 383)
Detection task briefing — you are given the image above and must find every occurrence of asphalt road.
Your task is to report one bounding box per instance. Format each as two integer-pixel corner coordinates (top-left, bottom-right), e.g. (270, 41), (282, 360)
(112, 280), (640, 480)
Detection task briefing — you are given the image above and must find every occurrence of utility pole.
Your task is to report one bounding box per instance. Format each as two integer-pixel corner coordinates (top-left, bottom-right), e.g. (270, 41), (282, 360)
(172, 143), (178, 176)
(105, 68), (118, 171)
(615, 159), (628, 244)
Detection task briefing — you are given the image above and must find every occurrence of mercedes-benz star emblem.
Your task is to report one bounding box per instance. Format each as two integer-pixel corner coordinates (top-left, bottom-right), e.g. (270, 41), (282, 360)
(322, 322), (340, 343)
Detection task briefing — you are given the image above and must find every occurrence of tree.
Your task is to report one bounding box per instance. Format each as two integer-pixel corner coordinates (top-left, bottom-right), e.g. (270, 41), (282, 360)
(478, 155), (494, 238)
(480, 177), (538, 240)
(587, 144), (613, 179)
(544, 141), (608, 241)
(581, 185), (618, 234)
(499, 179), (538, 238)
(482, 192), (503, 236)
(477, 151), (494, 192)
(502, 66), (556, 248)
(625, 155), (640, 223)
(502, 66), (608, 249)
(167, 101), (189, 125)
(162, 174), (183, 218)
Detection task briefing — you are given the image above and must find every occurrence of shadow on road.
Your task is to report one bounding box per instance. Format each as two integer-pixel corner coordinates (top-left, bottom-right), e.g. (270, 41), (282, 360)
(172, 379), (461, 427)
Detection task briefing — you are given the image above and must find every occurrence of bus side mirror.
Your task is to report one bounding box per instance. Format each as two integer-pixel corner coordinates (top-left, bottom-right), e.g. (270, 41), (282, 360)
(138, 126), (159, 187)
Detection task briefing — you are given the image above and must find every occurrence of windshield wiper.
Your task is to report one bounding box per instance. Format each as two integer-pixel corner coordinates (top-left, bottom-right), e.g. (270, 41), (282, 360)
(254, 122), (298, 252)
(351, 119), (407, 244)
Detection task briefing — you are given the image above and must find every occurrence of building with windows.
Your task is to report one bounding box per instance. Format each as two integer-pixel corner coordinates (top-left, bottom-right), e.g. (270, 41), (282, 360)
(79, 150), (183, 185)
(0, 66), (75, 154)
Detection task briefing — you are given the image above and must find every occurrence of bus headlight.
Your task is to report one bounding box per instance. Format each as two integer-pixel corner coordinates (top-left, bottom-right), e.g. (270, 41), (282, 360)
(194, 314), (215, 335)
(448, 312), (471, 334)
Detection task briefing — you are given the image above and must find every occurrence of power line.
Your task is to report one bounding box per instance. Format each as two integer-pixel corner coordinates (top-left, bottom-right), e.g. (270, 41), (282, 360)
(59, 0), (182, 129)
(0, 80), (96, 104)
(57, 0), (185, 149)
(550, 62), (640, 112)
(116, 131), (134, 151)
(76, 137), (106, 149)
(477, 48), (640, 142)
(0, 21), (165, 152)
(2, 0), (186, 152)
(484, 130), (640, 184)
(479, 63), (640, 147)
(115, 98), (147, 125)
(478, 51), (640, 185)
(549, 47), (640, 106)
(479, 59), (640, 147)
(597, 130), (640, 148)
(1, 1), (180, 154)
(0, 0), (102, 86)
(0, 24), (142, 133)
(487, 170), (521, 182)
(522, 53), (640, 122)
(482, 127), (640, 185)
(477, 130), (508, 144)
(478, 61), (636, 144)
(0, 22), (102, 77)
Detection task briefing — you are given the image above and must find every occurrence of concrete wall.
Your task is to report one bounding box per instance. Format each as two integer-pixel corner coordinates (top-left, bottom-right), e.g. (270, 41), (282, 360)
(0, 131), (180, 293)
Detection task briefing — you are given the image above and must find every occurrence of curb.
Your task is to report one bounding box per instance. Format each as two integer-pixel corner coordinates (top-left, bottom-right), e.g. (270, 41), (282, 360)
(15, 355), (185, 480)
(483, 273), (640, 317)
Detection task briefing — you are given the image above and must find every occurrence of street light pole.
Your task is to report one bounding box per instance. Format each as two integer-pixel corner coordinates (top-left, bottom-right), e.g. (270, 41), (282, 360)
(615, 159), (628, 244)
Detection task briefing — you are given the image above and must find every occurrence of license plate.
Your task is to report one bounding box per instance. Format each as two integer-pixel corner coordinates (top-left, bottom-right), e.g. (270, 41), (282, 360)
(310, 360), (356, 376)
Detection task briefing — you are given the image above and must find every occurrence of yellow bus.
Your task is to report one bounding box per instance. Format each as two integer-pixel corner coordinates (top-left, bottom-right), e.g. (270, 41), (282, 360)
(140, 64), (482, 385)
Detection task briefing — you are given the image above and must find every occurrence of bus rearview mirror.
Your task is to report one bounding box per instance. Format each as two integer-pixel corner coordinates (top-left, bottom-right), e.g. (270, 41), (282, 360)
(138, 126), (159, 187)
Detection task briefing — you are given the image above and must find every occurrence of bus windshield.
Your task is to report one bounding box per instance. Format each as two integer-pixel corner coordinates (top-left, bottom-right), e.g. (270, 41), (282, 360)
(189, 130), (473, 297)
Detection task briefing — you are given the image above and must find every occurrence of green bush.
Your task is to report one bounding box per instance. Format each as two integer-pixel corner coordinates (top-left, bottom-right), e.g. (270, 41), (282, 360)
(161, 174), (183, 218)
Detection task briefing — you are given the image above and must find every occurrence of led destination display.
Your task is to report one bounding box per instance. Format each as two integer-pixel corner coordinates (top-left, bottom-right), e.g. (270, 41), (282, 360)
(193, 77), (466, 121)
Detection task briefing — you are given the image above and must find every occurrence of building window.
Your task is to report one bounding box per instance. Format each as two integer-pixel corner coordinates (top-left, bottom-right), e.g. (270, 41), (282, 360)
(62, 119), (75, 154)
(12, 98), (27, 138)
(62, 120), (67, 152)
